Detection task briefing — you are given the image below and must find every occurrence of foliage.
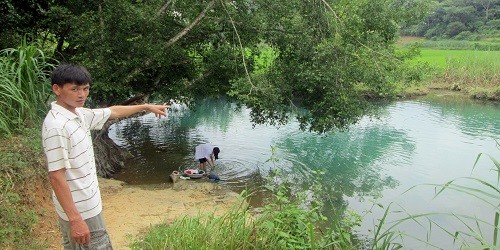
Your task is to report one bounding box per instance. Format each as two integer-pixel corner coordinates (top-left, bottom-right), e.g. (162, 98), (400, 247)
(0, 128), (47, 249)
(227, 0), (427, 133)
(3, 0), (431, 133)
(43, 0), (231, 106)
(401, 0), (500, 40)
(0, 0), (51, 50)
(0, 39), (53, 136)
(372, 142), (500, 249)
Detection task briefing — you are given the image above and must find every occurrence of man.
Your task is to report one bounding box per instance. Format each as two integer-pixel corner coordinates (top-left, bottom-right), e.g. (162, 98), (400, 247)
(194, 143), (220, 172)
(42, 63), (168, 249)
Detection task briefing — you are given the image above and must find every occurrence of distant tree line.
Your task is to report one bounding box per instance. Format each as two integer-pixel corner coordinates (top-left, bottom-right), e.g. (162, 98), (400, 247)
(401, 0), (500, 40)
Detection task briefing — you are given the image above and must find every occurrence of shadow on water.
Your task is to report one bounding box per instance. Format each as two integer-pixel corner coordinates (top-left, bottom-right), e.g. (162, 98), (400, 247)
(423, 91), (500, 140)
(271, 125), (409, 212)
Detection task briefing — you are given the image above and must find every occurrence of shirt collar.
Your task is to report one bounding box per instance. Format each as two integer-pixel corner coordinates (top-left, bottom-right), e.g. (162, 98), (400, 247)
(50, 101), (84, 120)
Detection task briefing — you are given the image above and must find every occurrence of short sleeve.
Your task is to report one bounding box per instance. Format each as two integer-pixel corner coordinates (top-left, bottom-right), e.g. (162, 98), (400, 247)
(82, 108), (111, 130)
(43, 128), (71, 171)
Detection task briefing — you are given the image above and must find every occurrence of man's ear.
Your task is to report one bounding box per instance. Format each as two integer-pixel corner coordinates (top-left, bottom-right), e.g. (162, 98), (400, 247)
(52, 84), (61, 96)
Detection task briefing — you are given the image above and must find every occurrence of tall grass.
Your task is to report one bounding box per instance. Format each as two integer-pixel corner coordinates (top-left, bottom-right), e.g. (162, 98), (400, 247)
(412, 49), (500, 99)
(131, 187), (360, 250)
(372, 142), (500, 249)
(0, 40), (54, 136)
(441, 50), (500, 89)
(417, 49), (500, 80)
(130, 195), (255, 250)
(419, 40), (500, 51)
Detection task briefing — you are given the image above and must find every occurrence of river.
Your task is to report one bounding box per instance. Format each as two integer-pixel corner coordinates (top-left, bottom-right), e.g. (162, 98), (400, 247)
(108, 91), (500, 248)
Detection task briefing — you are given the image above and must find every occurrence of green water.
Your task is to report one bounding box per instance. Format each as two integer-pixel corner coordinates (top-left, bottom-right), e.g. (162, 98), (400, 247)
(109, 92), (499, 248)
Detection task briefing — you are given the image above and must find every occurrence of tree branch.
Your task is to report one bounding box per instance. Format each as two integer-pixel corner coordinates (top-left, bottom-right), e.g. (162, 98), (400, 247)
(164, 0), (216, 48)
(124, 0), (216, 83)
(157, 0), (173, 16)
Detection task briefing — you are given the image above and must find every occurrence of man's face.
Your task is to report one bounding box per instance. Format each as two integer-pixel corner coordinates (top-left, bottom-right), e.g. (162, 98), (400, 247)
(53, 82), (90, 112)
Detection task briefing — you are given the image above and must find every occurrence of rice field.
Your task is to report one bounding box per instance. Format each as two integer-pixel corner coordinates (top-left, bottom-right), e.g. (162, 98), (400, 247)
(408, 49), (500, 92)
(417, 49), (500, 71)
(397, 36), (500, 99)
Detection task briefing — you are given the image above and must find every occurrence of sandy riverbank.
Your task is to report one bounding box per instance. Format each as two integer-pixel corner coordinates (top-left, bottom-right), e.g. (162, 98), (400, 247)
(38, 177), (240, 249)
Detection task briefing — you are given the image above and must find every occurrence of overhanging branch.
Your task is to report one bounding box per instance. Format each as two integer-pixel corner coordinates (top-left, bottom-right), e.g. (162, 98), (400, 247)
(165, 0), (216, 48)
(125, 0), (216, 82)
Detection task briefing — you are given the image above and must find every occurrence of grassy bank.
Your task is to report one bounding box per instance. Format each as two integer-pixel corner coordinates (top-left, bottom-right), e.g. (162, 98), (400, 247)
(0, 42), (58, 249)
(130, 184), (361, 250)
(0, 128), (54, 249)
(420, 49), (500, 97)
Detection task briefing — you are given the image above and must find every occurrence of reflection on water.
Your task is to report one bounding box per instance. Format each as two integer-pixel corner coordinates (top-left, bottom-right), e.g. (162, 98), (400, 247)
(108, 93), (500, 248)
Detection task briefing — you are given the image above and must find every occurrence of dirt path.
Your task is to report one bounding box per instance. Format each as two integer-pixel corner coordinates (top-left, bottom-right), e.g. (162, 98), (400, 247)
(37, 178), (240, 249)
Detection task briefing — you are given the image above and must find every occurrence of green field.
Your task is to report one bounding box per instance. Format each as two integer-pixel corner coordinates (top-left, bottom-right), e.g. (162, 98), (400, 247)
(400, 45), (499, 98)
(416, 49), (500, 70)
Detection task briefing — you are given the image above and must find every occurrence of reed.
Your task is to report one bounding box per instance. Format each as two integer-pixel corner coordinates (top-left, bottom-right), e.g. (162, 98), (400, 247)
(372, 142), (500, 249)
(441, 51), (500, 89)
(0, 40), (53, 136)
(420, 40), (500, 51)
(413, 49), (500, 100)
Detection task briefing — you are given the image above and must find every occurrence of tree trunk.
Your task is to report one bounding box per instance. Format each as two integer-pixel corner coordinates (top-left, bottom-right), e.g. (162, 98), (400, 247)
(92, 121), (132, 178)
(92, 94), (148, 178)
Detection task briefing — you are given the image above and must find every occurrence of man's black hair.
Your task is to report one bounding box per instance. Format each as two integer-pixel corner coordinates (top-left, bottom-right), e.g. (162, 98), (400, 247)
(51, 63), (92, 86)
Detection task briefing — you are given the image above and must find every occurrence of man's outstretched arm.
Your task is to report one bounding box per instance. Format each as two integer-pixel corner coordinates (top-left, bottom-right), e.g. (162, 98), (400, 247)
(109, 104), (169, 120)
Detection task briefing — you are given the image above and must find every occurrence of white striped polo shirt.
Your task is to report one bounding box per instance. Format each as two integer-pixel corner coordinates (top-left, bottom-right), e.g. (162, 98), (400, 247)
(42, 102), (111, 221)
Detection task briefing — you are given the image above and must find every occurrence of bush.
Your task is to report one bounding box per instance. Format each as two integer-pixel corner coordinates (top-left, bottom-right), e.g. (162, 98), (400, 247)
(454, 31), (473, 41)
(446, 22), (468, 37)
